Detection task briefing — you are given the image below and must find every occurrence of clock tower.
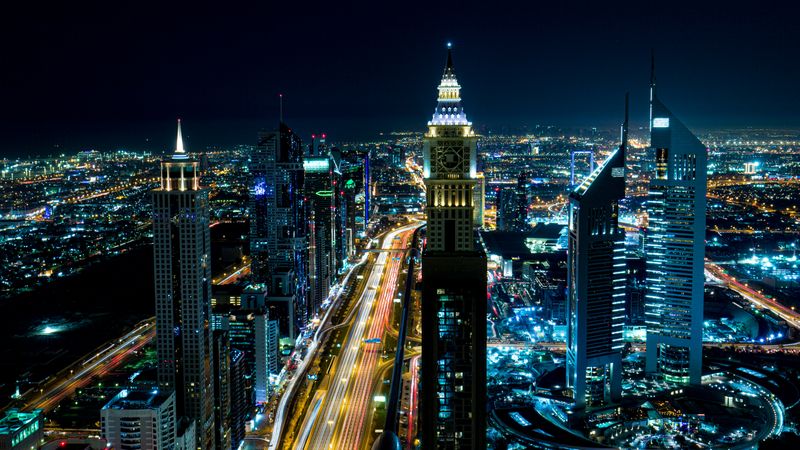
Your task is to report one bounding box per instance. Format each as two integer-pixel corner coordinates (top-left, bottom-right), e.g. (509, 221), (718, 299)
(422, 44), (478, 253)
(420, 44), (487, 449)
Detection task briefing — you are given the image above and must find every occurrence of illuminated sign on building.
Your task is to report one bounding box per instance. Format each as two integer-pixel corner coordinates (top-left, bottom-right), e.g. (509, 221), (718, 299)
(653, 117), (670, 128)
(303, 158), (330, 173)
(253, 181), (266, 197)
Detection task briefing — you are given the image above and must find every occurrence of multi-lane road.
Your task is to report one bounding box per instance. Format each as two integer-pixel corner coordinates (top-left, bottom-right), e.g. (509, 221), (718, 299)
(265, 247), (374, 450)
(300, 221), (419, 450)
(17, 320), (154, 413)
(705, 261), (800, 329)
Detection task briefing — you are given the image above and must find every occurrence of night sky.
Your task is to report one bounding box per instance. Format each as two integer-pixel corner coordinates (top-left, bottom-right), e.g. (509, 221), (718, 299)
(1, 1), (798, 156)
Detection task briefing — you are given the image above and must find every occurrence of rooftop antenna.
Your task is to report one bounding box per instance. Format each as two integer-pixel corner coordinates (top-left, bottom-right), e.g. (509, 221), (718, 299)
(622, 92), (629, 148)
(650, 49), (656, 93)
(279, 93), (284, 124)
(649, 49), (656, 131)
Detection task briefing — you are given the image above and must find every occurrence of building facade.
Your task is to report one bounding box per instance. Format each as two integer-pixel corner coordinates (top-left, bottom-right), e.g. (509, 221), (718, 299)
(566, 98), (628, 409)
(254, 310), (275, 404)
(250, 123), (306, 339)
(212, 330), (232, 450)
(420, 46), (487, 449)
(645, 66), (706, 384)
(101, 389), (177, 450)
(304, 156), (335, 317)
(228, 349), (247, 450)
(152, 120), (215, 448)
(0, 409), (43, 450)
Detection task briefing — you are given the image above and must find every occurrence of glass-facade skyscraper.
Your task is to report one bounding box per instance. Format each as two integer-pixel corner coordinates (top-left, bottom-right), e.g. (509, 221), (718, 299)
(566, 98), (628, 409)
(420, 45), (487, 449)
(250, 123), (306, 338)
(304, 155), (335, 318)
(645, 64), (707, 384)
(152, 120), (215, 449)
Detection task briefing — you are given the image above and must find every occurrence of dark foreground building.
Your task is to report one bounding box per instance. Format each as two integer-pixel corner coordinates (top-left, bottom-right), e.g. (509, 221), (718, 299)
(420, 45), (487, 449)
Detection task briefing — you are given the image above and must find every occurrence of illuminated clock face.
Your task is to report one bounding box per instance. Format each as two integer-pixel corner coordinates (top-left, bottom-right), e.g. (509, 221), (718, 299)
(438, 148), (462, 171)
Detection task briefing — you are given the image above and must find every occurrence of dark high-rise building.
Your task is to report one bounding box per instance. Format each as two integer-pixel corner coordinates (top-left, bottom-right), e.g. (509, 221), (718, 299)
(566, 97), (628, 409)
(229, 349), (247, 450)
(343, 160), (363, 250)
(496, 174), (529, 232)
(227, 309), (259, 407)
(496, 188), (515, 231)
(330, 147), (350, 274)
(212, 330), (232, 450)
(645, 60), (706, 385)
(250, 122), (305, 339)
(309, 132), (328, 156)
(152, 120), (215, 449)
(304, 155), (335, 318)
(420, 45), (487, 449)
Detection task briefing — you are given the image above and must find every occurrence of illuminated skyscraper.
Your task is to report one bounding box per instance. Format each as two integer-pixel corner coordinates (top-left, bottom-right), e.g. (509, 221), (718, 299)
(420, 45), (487, 449)
(645, 61), (706, 384)
(473, 172), (485, 228)
(304, 155), (335, 317)
(250, 122), (305, 338)
(152, 120), (215, 449)
(566, 97), (628, 409)
(330, 146), (350, 274)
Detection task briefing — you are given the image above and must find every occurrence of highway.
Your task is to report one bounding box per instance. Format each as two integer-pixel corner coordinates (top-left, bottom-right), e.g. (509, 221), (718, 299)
(213, 257), (251, 285)
(705, 261), (800, 329)
(267, 243), (374, 450)
(302, 221), (419, 450)
(10, 254), (245, 417)
(19, 320), (154, 413)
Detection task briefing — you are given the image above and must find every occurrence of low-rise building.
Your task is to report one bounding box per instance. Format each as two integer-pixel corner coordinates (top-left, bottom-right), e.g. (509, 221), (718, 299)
(100, 389), (176, 450)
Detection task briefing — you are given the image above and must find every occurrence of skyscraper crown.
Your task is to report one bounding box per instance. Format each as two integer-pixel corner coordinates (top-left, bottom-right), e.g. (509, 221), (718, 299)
(429, 43), (470, 126)
(173, 118), (189, 160)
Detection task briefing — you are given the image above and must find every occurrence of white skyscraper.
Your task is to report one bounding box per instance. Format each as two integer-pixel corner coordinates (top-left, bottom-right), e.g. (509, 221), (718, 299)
(254, 310), (276, 404)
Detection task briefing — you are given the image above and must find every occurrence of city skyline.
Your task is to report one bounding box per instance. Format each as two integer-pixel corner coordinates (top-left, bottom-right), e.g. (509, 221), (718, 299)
(3, 6), (800, 450)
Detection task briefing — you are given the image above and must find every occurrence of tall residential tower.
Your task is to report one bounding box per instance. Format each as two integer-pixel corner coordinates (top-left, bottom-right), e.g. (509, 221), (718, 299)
(420, 45), (487, 449)
(566, 97), (628, 409)
(645, 61), (707, 384)
(152, 120), (215, 448)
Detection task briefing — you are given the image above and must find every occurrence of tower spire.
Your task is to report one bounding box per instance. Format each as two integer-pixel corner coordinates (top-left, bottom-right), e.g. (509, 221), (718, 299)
(430, 43), (468, 126)
(649, 49), (657, 132)
(650, 49), (656, 93)
(279, 93), (284, 124)
(175, 118), (185, 154)
(622, 92), (629, 152)
(445, 42), (454, 73)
